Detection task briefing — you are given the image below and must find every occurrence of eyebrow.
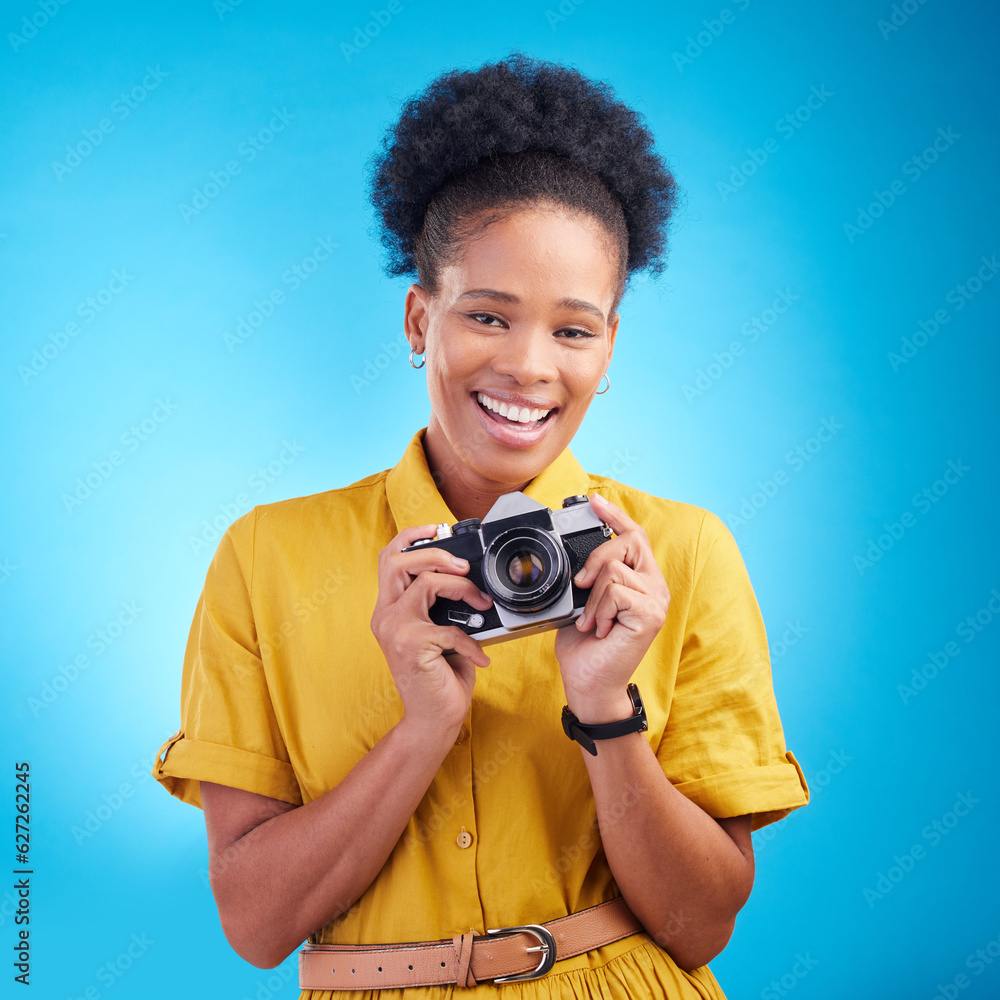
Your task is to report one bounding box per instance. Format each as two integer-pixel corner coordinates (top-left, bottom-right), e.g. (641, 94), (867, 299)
(457, 288), (606, 323)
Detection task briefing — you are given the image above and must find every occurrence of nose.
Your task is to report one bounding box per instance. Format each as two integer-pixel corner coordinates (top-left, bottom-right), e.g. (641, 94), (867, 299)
(490, 327), (558, 386)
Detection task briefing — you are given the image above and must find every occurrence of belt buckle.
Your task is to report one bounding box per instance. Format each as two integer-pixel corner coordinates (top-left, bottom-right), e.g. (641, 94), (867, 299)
(485, 924), (557, 983)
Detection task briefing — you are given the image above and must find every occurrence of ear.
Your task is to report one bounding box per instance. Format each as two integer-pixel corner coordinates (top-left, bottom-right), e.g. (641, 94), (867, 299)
(404, 283), (430, 354)
(606, 311), (619, 365)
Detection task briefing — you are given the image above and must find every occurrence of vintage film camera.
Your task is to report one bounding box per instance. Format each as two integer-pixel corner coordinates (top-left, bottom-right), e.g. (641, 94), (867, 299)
(401, 492), (612, 646)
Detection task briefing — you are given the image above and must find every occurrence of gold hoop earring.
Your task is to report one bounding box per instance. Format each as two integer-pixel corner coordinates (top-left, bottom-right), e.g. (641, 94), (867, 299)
(409, 349), (425, 370)
(596, 373), (610, 395)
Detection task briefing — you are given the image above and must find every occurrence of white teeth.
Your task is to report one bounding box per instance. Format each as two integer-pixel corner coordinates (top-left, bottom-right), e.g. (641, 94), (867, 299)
(476, 392), (552, 426)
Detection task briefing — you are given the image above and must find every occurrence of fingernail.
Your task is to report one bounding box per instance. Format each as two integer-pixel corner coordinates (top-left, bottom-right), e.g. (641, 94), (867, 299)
(452, 555), (469, 568)
(479, 590), (491, 603)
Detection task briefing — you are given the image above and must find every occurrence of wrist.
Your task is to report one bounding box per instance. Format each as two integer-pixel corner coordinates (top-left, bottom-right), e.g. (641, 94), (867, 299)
(564, 689), (636, 725)
(562, 683), (648, 757)
(395, 711), (465, 753)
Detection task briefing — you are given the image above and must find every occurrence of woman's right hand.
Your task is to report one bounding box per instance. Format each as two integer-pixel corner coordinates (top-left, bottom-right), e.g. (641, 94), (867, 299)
(370, 523), (494, 739)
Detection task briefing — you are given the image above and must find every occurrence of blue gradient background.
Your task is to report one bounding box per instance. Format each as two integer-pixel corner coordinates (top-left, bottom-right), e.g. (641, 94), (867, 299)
(3, 1), (998, 998)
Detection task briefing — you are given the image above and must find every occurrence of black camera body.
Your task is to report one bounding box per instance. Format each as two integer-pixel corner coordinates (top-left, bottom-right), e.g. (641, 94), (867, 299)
(401, 492), (612, 647)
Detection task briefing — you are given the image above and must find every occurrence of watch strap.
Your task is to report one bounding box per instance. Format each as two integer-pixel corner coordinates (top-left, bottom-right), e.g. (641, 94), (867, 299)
(561, 683), (647, 756)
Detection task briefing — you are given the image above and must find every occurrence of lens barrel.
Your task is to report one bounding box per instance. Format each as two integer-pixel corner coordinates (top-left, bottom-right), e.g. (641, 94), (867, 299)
(482, 526), (568, 612)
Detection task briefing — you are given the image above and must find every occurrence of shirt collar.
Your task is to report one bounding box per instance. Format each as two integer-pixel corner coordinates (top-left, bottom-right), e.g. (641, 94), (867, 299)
(385, 427), (591, 530)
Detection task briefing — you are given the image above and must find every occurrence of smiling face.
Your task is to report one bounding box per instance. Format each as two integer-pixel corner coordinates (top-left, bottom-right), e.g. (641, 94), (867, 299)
(403, 200), (621, 522)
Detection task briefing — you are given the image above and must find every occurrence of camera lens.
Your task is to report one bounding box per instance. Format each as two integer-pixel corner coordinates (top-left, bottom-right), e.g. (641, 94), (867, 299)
(482, 527), (568, 612)
(507, 550), (544, 587)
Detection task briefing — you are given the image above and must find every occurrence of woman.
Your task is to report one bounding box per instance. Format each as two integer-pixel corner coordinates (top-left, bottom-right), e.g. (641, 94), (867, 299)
(152, 52), (810, 998)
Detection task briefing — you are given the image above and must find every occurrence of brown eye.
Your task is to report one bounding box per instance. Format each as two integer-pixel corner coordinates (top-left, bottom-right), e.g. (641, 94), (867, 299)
(470, 312), (504, 326)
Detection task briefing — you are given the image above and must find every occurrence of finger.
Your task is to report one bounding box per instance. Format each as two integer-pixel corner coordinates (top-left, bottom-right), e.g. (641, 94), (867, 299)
(591, 578), (669, 638)
(383, 546), (473, 604)
(588, 492), (640, 536)
(576, 561), (649, 630)
(574, 528), (651, 587)
(573, 537), (617, 590)
(442, 649), (480, 695)
(379, 527), (471, 603)
(382, 523), (441, 561)
(396, 522), (443, 548)
(588, 494), (655, 563)
(378, 523), (438, 585)
(587, 582), (646, 639)
(393, 546), (472, 576)
(402, 571), (494, 618)
(439, 628), (491, 668)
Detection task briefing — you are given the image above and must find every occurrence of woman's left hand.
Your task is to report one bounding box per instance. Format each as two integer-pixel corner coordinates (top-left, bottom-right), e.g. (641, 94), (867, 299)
(553, 493), (670, 717)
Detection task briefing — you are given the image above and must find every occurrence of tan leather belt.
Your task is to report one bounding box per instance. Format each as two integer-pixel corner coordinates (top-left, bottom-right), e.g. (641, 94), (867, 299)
(298, 896), (645, 990)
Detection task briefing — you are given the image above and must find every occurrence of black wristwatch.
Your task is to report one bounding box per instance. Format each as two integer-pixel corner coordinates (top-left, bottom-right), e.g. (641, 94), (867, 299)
(561, 683), (647, 756)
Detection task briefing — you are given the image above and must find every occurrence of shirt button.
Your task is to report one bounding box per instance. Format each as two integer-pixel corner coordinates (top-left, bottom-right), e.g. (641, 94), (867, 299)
(456, 828), (473, 849)
(454, 726), (468, 745)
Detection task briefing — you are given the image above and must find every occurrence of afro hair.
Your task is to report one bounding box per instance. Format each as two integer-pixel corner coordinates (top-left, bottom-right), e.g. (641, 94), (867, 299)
(365, 50), (679, 306)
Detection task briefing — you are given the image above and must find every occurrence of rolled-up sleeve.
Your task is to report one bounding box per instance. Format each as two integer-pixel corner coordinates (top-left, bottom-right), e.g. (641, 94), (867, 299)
(152, 509), (301, 810)
(656, 510), (809, 832)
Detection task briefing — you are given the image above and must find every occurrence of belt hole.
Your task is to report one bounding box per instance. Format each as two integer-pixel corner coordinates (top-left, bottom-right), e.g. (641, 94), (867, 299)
(378, 967), (382, 972)
(440, 961), (446, 967)
(351, 968), (355, 974)
(408, 964), (413, 970)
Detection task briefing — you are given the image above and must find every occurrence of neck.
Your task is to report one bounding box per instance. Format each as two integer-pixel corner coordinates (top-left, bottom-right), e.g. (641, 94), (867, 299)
(422, 425), (532, 523)
(438, 477), (533, 524)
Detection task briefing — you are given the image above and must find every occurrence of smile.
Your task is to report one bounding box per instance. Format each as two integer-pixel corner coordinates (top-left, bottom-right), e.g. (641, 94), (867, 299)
(475, 391), (554, 426)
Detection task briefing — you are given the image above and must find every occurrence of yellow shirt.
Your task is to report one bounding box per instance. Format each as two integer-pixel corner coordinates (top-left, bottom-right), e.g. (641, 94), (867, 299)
(152, 427), (809, 1000)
